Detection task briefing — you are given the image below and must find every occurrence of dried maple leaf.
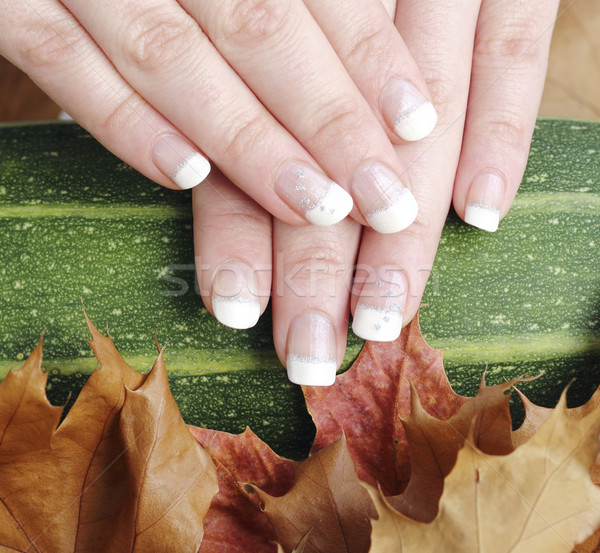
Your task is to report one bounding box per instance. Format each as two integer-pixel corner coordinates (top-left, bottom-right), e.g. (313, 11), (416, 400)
(187, 317), (466, 551)
(513, 384), (600, 553)
(189, 426), (295, 553)
(303, 317), (467, 495)
(0, 317), (218, 552)
(391, 375), (519, 522)
(253, 435), (375, 553)
(514, 384), (600, 450)
(366, 392), (600, 553)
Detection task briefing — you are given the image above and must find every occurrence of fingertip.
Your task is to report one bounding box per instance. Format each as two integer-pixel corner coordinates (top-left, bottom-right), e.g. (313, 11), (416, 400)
(285, 311), (338, 387)
(351, 267), (407, 342)
(464, 205), (500, 233)
(152, 133), (211, 190)
(305, 181), (354, 227)
(274, 162), (353, 227)
(381, 79), (438, 142)
(460, 169), (506, 232)
(365, 188), (419, 234)
(211, 259), (263, 330)
(350, 162), (419, 234)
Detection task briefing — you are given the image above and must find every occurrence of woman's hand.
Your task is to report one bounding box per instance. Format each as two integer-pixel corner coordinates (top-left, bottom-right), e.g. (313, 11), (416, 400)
(359, 0), (561, 337)
(194, 0), (560, 386)
(1, 0), (437, 232)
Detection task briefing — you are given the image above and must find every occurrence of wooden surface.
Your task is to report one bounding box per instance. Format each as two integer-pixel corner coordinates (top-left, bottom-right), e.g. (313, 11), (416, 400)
(1, 0), (599, 122)
(541, 0), (600, 120)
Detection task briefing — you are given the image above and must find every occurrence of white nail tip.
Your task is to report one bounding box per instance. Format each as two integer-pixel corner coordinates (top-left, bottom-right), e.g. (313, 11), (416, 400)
(352, 305), (403, 342)
(365, 189), (418, 234)
(171, 153), (211, 190)
(304, 183), (353, 226)
(464, 204), (500, 232)
(212, 297), (261, 330)
(286, 354), (337, 386)
(394, 102), (438, 142)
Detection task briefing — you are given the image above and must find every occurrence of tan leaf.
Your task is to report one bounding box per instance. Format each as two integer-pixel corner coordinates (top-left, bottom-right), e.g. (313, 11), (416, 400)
(0, 317), (218, 552)
(254, 436), (374, 553)
(391, 375), (518, 521)
(0, 334), (62, 456)
(367, 393), (600, 552)
(514, 384), (600, 553)
(514, 385), (600, 483)
(514, 384), (600, 446)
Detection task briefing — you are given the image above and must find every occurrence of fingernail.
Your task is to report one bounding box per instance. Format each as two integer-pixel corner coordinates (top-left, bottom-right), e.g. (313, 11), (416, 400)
(464, 170), (506, 232)
(275, 162), (353, 226)
(286, 312), (338, 386)
(352, 270), (406, 341)
(351, 162), (418, 234)
(381, 79), (437, 142)
(152, 134), (211, 190)
(211, 260), (261, 329)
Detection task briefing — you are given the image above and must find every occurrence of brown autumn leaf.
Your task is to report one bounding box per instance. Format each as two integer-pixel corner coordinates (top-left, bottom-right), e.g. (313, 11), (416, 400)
(303, 317), (468, 496)
(366, 391), (600, 553)
(187, 317), (530, 551)
(186, 317), (469, 551)
(513, 384), (600, 553)
(189, 426), (295, 553)
(390, 374), (518, 522)
(0, 317), (218, 552)
(183, 315), (599, 552)
(252, 435), (375, 553)
(514, 384), (600, 448)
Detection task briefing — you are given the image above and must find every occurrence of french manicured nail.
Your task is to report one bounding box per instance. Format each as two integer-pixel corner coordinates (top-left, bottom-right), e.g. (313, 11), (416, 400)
(275, 162), (353, 226)
(464, 170), (506, 232)
(152, 134), (211, 190)
(352, 270), (407, 341)
(286, 312), (338, 386)
(211, 260), (261, 330)
(351, 162), (418, 234)
(381, 79), (437, 142)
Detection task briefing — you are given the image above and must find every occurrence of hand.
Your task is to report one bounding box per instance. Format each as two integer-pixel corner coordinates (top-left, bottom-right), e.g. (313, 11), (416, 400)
(354, 0), (561, 339)
(1, 0), (438, 233)
(194, 0), (560, 387)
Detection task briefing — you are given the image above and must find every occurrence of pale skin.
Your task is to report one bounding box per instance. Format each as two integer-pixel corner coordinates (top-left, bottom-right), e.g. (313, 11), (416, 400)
(1, 0), (561, 385)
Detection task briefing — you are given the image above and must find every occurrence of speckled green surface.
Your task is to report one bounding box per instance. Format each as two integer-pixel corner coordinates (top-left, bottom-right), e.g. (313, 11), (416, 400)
(0, 120), (599, 458)
(420, 119), (600, 405)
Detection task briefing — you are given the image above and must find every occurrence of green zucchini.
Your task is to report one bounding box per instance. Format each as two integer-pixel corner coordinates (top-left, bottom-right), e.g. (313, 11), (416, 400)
(0, 119), (599, 459)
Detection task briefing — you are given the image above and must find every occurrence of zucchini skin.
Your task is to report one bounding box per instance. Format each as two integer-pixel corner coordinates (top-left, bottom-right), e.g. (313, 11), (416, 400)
(0, 120), (599, 458)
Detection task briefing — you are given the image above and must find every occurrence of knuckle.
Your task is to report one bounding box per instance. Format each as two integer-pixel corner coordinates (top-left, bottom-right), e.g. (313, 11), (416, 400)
(204, 207), (270, 243)
(481, 113), (529, 151)
(308, 100), (367, 153)
(422, 68), (456, 114)
(474, 17), (543, 63)
(21, 17), (83, 70)
(344, 24), (389, 68)
(101, 91), (146, 133)
(222, 115), (271, 162)
(285, 241), (348, 281)
(220, 0), (288, 46)
(121, 9), (197, 72)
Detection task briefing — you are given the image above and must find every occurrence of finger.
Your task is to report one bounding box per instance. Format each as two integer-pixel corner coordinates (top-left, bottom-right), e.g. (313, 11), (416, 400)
(1, 0), (211, 191)
(304, 0), (438, 143)
(182, 0), (421, 232)
(193, 171), (272, 329)
(272, 219), (361, 385)
(352, 0), (482, 338)
(24, 0), (352, 228)
(453, 0), (560, 232)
